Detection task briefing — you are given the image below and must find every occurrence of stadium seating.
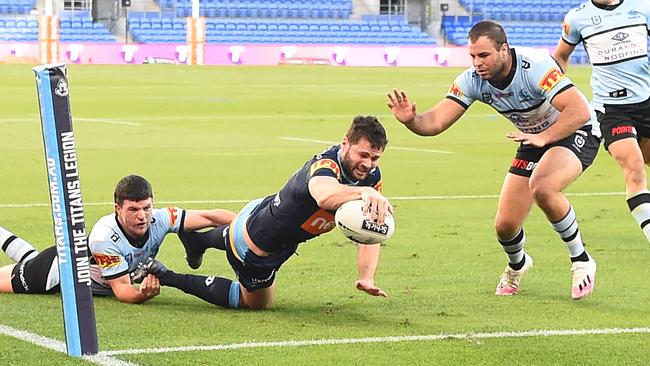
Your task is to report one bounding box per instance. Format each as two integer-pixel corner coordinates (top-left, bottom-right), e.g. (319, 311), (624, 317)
(128, 13), (434, 45)
(443, 0), (591, 64)
(0, 11), (116, 43)
(155, 0), (354, 20)
(0, 0), (35, 15)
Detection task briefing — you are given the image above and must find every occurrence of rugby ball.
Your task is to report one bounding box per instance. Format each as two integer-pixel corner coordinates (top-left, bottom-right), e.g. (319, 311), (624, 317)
(335, 199), (395, 244)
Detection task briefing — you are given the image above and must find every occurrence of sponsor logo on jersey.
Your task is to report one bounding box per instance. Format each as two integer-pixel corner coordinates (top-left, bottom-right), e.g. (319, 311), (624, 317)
(522, 60), (531, 69)
(538, 67), (565, 92)
(611, 125), (636, 136)
(494, 91), (514, 98)
(93, 253), (122, 269)
(167, 207), (178, 227)
(449, 82), (464, 98)
(591, 16), (601, 25)
(300, 209), (336, 235)
(309, 159), (341, 179)
(611, 32), (629, 42)
(511, 159), (538, 171)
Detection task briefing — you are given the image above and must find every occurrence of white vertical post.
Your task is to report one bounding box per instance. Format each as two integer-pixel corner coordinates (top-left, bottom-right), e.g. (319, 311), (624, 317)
(192, 0), (199, 18)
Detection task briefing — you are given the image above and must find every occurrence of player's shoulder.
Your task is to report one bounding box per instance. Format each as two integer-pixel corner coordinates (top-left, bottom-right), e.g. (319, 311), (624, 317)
(566, 0), (590, 18)
(89, 214), (119, 242)
(307, 145), (342, 177)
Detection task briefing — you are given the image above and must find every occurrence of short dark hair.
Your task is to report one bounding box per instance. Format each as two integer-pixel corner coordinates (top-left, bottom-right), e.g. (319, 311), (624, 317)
(114, 175), (153, 204)
(346, 116), (388, 150)
(468, 20), (508, 49)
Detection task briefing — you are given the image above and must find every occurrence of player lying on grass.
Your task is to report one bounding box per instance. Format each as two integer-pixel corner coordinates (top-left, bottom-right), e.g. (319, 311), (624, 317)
(138, 115), (393, 309)
(0, 174), (238, 305)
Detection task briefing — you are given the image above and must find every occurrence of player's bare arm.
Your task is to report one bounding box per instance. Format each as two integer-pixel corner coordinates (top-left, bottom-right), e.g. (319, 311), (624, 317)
(183, 209), (236, 231)
(507, 87), (590, 147)
(355, 243), (387, 297)
(107, 274), (159, 304)
(308, 175), (392, 224)
(552, 40), (576, 72)
(387, 89), (465, 136)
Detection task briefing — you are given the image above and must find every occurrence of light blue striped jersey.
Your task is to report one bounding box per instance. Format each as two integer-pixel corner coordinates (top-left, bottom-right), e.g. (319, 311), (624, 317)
(446, 47), (599, 136)
(562, 0), (650, 109)
(89, 207), (184, 295)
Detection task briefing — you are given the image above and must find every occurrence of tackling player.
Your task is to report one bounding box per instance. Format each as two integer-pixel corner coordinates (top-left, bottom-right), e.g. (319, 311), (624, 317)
(143, 115), (393, 309)
(0, 174), (237, 306)
(553, 0), (650, 245)
(387, 20), (600, 300)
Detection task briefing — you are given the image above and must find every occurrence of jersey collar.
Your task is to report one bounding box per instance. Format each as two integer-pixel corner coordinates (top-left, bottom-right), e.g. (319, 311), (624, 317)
(488, 48), (517, 90)
(591, 0), (623, 10)
(114, 214), (150, 249)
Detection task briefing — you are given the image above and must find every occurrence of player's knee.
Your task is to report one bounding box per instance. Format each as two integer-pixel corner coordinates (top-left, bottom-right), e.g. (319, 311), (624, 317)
(529, 181), (555, 205)
(494, 219), (519, 240)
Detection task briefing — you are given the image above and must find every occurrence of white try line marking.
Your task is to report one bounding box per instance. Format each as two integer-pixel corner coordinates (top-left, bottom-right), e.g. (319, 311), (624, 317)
(101, 326), (650, 355)
(0, 117), (141, 126)
(74, 118), (142, 126)
(279, 136), (454, 154)
(0, 192), (625, 209)
(0, 324), (135, 366)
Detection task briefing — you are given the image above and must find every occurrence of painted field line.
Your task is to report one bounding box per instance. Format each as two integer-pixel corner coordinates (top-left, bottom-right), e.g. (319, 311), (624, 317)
(74, 118), (142, 126)
(0, 192), (625, 209)
(0, 324), (135, 366)
(279, 136), (454, 154)
(102, 327), (650, 356)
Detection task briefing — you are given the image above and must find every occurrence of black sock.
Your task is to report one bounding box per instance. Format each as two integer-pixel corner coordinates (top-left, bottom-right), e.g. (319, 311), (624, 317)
(510, 256), (526, 271)
(570, 251), (589, 263)
(178, 225), (228, 251)
(158, 270), (239, 308)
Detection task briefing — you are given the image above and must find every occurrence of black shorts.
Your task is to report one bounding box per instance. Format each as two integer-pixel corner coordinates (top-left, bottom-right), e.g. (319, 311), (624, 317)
(508, 127), (600, 178)
(11, 246), (60, 294)
(598, 97), (650, 150)
(224, 225), (296, 292)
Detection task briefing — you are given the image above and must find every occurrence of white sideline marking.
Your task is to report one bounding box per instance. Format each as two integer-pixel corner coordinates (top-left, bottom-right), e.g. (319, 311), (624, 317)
(0, 324), (135, 366)
(279, 136), (454, 154)
(101, 327), (650, 355)
(74, 118), (142, 126)
(0, 192), (625, 209)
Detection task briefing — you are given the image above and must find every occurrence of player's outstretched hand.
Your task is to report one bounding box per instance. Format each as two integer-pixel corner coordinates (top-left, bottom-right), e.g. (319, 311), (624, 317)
(139, 274), (160, 299)
(355, 279), (387, 297)
(387, 89), (417, 125)
(361, 187), (393, 225)
(507, 131), (547, 147)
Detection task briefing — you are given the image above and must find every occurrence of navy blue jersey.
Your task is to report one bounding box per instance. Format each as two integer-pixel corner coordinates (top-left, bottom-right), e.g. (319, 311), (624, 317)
(246, 144), (383, 252)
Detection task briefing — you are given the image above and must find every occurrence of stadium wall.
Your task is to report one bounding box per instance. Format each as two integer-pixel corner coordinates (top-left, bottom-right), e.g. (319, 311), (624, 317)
(1, 41), (557, 66)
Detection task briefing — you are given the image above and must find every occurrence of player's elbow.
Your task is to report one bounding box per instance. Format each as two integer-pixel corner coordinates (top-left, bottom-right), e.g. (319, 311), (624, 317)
(314, 194), (337, 211)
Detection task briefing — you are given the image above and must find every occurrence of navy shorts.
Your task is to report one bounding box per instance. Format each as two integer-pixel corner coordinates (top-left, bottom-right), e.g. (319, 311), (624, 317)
(225, 199), (296, 292)
(508, 127), (600, 178)
(597, 97), (650, 150)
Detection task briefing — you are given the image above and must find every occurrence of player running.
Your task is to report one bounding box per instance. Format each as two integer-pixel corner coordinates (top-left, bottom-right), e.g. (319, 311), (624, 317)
(554, 0), (650, 245)
(387, 20), (600, 300)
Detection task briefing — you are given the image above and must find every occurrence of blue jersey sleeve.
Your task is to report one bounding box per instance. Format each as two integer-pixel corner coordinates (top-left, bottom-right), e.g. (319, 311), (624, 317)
(157, 207), (184, 233)
(91, 240), (129, 280)
(528, 54), (573, 101)
(445, 68), (478, 109)
(562, 8), (582, 45)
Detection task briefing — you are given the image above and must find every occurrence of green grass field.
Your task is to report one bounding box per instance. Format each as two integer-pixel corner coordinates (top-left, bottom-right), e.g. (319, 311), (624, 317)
(0, 63), (649, 365)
